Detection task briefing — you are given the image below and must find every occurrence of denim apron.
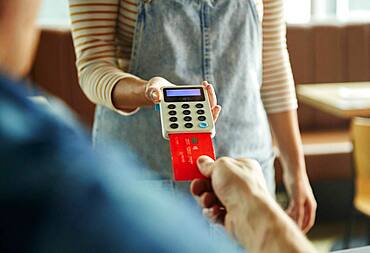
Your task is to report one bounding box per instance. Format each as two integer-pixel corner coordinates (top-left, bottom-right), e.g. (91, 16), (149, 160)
(93, 0), (275, 195)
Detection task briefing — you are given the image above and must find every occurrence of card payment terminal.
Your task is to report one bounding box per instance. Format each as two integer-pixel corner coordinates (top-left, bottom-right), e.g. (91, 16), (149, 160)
(158, 85), (216, 181)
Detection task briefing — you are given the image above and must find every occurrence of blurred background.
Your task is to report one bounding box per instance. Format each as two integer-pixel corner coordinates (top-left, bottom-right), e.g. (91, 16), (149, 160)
(37, 0), (370, 25)
(32, 0), (370, 252)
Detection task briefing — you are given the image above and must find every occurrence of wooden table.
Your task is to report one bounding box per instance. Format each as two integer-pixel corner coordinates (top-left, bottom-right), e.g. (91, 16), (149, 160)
(297, 82), (370, 118)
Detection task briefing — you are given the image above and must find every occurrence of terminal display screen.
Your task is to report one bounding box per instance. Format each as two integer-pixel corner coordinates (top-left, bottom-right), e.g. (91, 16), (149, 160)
(163, 87), (205, 102)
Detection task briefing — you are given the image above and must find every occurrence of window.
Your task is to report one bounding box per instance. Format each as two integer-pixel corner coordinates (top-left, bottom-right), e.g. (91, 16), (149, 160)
(347, 0), (370, 19)
(285, 0), (311, 23)
(37, 0), (370, 25)
(38, 0), (69, 26)
(286, 0), (370, 23)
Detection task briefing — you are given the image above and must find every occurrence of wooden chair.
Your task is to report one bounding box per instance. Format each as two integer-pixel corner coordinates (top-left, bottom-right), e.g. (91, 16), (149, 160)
(344, 117), (370, 248)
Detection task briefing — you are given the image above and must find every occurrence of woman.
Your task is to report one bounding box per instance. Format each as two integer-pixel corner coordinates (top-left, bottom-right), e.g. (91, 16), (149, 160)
(69, 0), (316, 232)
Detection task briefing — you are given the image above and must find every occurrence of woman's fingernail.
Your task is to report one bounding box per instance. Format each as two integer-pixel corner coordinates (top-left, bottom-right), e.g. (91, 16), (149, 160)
(151, 91), (158, 100)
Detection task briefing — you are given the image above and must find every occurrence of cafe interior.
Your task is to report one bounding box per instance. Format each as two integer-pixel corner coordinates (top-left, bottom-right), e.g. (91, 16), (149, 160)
(5, 0), (370, 252)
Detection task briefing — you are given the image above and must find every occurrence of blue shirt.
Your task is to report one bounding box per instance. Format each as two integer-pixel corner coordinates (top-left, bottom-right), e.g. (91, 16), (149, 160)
(0, 74), (239, 252)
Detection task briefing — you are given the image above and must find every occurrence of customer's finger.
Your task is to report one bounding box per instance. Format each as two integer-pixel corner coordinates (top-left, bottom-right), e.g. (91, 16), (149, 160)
(190, 179), (212, 197)
(197, 156), (215, 177)
(198, 192), (218, 208)
(203, 205), (226, 224)
(203, 208), (216, 222)
(211, 205), (226, 224)
(212, 206), (226, 225)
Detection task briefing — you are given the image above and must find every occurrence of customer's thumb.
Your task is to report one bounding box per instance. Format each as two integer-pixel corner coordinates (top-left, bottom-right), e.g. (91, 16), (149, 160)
(197, 156), (215, 177)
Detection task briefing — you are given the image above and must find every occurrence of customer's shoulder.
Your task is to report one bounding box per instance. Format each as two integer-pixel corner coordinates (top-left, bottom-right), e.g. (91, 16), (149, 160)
(0, 75), (43, 139)
(0, 74), (86, 153)
(0, 74), (33, 109)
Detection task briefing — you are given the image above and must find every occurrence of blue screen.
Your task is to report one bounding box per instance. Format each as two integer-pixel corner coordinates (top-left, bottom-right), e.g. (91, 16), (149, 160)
(166, 89), (201, 97)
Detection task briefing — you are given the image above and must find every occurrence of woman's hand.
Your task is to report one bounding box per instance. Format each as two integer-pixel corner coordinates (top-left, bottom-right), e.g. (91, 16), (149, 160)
(284, 171), (317, 233)
(144, 76), (174, 103)
(145, 77), (222, 122)
(268, 110), (317, 233)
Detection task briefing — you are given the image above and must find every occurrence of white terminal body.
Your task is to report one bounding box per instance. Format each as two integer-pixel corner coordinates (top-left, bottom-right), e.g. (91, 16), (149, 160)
(159, 85), (215, 140)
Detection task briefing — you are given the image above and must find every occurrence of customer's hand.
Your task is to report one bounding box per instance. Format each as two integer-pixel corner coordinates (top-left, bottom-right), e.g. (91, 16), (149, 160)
(191, 156), (318, 253)
(191, 156), (271, 226)
(145, 77), (222, 121)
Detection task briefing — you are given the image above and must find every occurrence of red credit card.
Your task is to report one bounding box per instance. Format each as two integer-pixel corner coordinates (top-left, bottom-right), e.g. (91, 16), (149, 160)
(168, 133), (215, 181)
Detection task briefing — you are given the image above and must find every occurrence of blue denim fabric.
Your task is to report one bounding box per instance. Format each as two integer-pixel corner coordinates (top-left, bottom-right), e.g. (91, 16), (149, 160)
(93, 0), (275, 194)
(0, 74), (240, 252)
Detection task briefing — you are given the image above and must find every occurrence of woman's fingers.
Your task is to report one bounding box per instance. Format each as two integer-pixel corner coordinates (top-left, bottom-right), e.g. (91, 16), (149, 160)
(212, 105), (222, 122)
(146, 87), (161, 103)
(146, 79), (220, 109)
(286, 205), (296, 223)
(146, 79), (221, 117)
(302, 199), (316, 233)
(301, 202), (311, 233)
(202, 81), (221, 122)
(296, 202), (304, 229)
(202, 81), (217, 108)
(286, 200), (307, 231)
(145, 77), (174, 103)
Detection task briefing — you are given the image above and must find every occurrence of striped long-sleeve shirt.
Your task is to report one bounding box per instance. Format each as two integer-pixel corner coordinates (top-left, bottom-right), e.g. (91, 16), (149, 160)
(69, 0), (297, 114)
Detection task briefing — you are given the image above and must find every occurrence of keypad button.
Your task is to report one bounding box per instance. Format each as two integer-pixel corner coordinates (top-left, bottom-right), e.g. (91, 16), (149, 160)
(168, 110), (177, 115)
(196, 109), (205, 115)
(195, 103), (204, 108)
(199, 122), (208, 128)
(185, 123), (193, 128)
(183, 110), (191, 115)
(168, 104), (176, 109)
(181, 104), (190, 109)
(170, 123), (179, 129)
(184, 116), (192, 122)
(169, 117), (177, 122)
(198, 116), (206, 121)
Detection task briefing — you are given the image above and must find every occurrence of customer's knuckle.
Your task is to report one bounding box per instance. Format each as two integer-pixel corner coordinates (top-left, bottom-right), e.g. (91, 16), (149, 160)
(216, 156), (231, 165)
